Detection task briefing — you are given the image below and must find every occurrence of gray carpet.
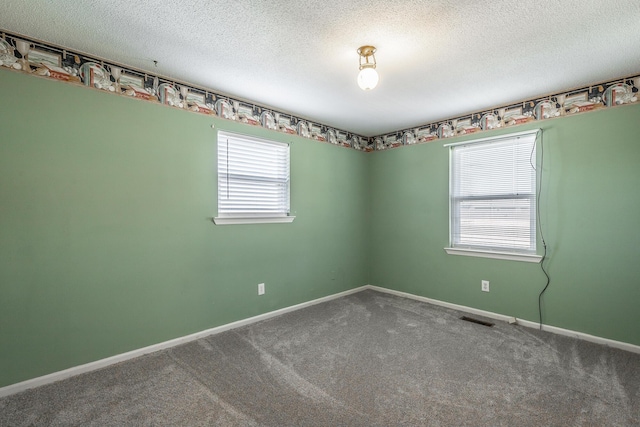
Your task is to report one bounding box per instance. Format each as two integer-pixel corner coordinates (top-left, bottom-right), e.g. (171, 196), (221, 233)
(1, 289), (639, 426)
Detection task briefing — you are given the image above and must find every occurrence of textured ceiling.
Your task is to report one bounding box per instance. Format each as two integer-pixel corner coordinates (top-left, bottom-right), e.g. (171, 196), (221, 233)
(2, 0), (640, 136)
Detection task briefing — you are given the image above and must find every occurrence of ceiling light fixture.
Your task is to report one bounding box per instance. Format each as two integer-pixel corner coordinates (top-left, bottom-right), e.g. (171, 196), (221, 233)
(357, 45), (379, 91)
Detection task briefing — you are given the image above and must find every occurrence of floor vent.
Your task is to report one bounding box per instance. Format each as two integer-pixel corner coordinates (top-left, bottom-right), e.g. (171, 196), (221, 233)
(460, 316), (494, 327)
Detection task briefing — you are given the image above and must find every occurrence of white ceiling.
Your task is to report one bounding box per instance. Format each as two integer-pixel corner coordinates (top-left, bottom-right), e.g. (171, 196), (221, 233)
(2, 0), (640, 137)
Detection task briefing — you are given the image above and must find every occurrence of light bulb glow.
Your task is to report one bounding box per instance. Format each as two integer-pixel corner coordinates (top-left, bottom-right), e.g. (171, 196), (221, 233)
(357, 67), (379, 90)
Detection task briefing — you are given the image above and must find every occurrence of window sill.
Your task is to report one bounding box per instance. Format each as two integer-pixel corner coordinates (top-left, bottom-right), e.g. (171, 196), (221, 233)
(444, 247), (542, 263)
(213, 216), (296, 225)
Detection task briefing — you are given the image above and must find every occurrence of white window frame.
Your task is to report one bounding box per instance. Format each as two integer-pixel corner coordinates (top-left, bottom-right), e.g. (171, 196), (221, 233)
(444, 129), (542, 263)
(214, 131), (295, 225)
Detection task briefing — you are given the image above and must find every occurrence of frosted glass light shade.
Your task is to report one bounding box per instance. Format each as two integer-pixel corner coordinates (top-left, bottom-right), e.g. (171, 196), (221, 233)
(357, 67), (379, 90)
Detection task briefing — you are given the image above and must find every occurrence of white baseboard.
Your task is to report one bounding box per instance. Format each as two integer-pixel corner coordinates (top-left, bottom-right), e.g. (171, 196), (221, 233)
(366, 285), (640, 355)
(0, 285), (368, 398)
(3, 284), (638, 398)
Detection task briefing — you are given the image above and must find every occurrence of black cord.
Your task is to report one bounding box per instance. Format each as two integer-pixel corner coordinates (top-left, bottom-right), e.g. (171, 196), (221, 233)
(532, 130), (551, 330)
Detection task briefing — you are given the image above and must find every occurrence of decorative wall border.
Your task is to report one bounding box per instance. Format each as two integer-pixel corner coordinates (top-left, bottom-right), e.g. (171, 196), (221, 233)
(372, 75), (639, 150)
(1, 29), (638, 152)
(0, 30), (370, 150)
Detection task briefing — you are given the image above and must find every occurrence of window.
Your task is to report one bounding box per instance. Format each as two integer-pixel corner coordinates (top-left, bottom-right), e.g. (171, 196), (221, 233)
(214, 131), (294, 225)
(445, 130), (541, 262)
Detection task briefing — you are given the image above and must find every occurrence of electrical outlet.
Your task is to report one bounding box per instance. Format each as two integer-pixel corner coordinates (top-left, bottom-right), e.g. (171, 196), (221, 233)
(481, 280), (490, 292)
(258, 283), (265, 295)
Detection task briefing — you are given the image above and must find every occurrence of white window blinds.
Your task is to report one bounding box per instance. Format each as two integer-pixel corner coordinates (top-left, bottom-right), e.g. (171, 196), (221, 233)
(217, 131), (290, 221)
(450, 131), (537, 254)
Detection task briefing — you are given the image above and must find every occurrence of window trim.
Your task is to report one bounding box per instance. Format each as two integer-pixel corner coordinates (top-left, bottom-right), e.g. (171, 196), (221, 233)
(443, 247), (542, 263)
(213, 216), (295, 225)
(444, 129), (541, 262)
(214, 130), (295, 225)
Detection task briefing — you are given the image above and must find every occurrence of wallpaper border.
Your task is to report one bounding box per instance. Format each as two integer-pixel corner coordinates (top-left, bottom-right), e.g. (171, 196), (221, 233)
(1, 29), (638, 151)
(0, 30), (368, 150)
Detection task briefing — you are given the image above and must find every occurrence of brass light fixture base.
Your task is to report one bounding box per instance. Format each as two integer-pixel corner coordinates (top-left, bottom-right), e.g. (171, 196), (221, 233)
(357, 45), (376, 58)
(357, 45), (377, 70)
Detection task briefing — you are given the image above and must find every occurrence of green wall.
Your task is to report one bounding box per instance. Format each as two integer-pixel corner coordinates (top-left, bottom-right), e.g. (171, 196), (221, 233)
(0, 69), (369, 387)
(2, 67), (639, 389)
(369, 103), (640, 346)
